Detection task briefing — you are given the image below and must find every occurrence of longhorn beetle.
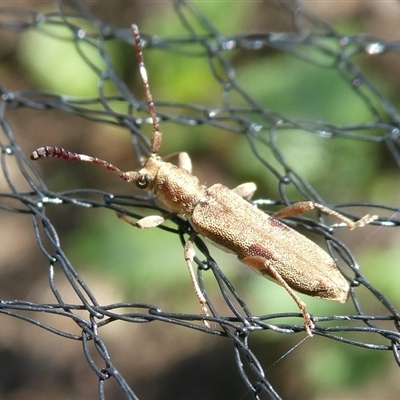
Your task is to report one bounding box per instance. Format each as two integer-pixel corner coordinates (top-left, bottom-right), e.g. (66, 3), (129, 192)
(31, 24), (378, 336)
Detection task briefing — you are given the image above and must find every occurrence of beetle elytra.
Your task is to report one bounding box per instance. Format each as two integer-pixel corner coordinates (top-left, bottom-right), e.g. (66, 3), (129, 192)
(30, 24), (378, 336)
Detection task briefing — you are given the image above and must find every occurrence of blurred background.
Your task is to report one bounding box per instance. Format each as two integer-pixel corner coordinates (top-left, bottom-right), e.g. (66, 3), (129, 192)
(0, 0), (399, 399)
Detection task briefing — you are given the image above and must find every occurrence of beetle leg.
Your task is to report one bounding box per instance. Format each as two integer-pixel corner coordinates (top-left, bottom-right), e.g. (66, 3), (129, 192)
(117, 212), (176, 228)
(163, 151), (192, 173)
(184, 236), (210, 328)
(232, 182), (257, 200)
(119, 211), (209, 326)
(241, 255), (314, 336)
(272, 201), (378, 230)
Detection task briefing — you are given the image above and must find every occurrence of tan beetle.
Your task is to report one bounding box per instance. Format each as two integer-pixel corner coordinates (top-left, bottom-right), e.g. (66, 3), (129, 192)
(31, 24), (377, 336)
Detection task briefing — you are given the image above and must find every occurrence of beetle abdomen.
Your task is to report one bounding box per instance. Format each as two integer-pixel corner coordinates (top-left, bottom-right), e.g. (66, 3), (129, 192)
(191, 184), (349, 302)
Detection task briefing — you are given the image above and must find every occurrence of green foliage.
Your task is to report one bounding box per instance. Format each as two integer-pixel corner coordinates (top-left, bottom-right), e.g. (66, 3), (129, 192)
(18, 19), (126, 97)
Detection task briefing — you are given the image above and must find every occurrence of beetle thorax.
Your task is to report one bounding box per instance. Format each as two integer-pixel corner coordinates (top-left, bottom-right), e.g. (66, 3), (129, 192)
(151, 161), (206, 215)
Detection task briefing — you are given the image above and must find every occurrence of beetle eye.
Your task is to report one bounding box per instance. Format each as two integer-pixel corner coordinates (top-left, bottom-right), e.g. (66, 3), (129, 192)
(136, 174), (151, 189)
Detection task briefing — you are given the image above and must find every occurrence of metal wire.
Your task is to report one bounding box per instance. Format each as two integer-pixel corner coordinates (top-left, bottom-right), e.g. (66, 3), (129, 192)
(0, 0), (399, 399)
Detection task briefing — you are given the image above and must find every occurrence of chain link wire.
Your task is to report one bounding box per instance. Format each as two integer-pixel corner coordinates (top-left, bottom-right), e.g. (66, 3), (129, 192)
(0, 0), (399, 399)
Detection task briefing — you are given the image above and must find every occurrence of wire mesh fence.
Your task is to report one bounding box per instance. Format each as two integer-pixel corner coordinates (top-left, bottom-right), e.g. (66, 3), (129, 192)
(0, 0), (399, 399)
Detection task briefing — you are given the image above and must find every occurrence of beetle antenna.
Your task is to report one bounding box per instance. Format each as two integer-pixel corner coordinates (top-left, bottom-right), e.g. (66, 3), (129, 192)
(30, 146), (140, 182)
(131, 24), (162, 154)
